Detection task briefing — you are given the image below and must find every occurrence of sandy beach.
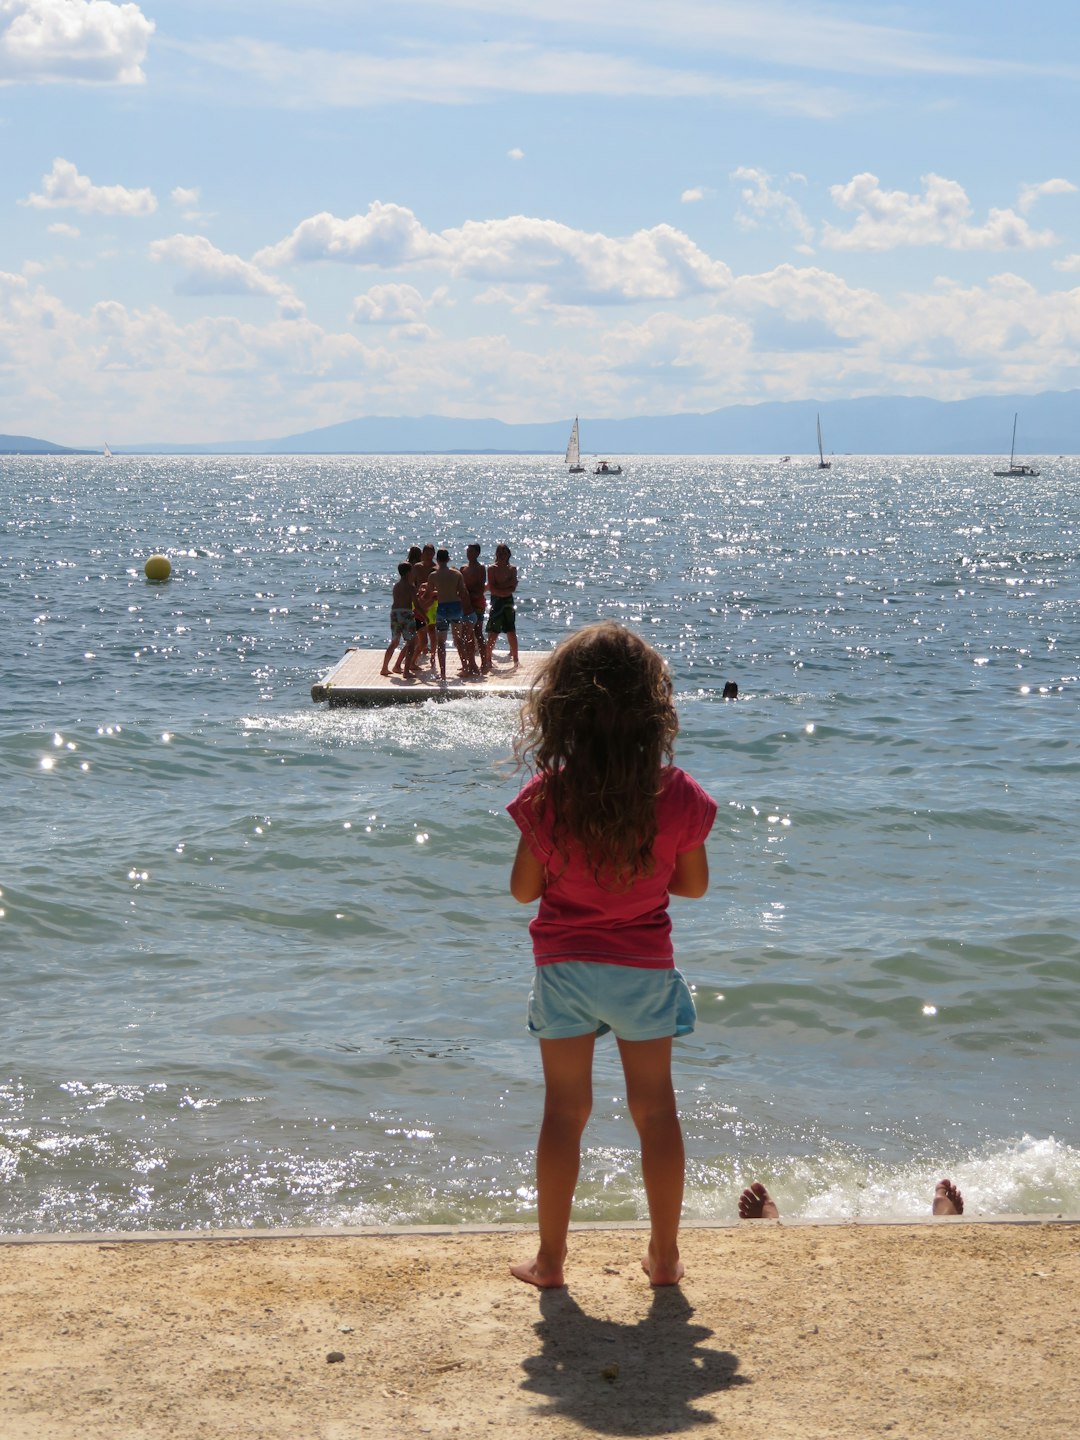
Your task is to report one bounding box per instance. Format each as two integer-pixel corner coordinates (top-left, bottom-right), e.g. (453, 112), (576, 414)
(1, 1218), (1076, 1439)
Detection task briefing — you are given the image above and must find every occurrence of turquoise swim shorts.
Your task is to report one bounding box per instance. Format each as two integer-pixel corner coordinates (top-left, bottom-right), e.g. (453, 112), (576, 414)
(526, 961), (696, 1042)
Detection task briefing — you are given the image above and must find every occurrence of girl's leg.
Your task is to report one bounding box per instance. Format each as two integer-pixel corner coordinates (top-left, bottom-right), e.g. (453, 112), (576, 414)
(510, 1033), (595, 1288)
(616, 1036), (685, 1286)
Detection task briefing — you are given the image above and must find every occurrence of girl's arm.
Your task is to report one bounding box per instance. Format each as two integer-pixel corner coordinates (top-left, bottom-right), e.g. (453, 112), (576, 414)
(669, 843), (709, 898)
(510, 834), (546, 902)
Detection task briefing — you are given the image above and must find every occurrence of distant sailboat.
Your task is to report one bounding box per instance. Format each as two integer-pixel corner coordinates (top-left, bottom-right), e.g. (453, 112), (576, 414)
(103, 442), (112, 458)
(816, 414), (831, 470)
(565, 417), (585, 473)
(993, 413), (1039, 477)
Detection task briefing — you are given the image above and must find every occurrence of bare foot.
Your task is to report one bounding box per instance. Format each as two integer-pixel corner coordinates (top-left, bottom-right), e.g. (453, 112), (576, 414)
(510, 1255), (566, 1289)
(641, 1248), (684, 1287)
(738, 1181), (780, 1220)
(933, 1178), (964, 1216)
(380, 667), (391, 676)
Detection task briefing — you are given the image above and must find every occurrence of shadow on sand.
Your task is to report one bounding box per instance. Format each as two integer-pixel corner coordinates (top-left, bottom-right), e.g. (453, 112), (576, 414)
(519, 1286), (746, 1433)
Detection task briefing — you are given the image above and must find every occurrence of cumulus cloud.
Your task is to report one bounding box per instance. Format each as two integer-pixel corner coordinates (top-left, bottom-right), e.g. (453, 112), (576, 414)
(0, 0), (154, 85)
(681, 187), (704, 203)
(821, 172), (1057, 252)
(1053, 254), (1080, 273)
(170, 185), (209, 224)
(12, 254), (1080, 445)
(256, 201), (440, 270)
(258, 202), (733, 306)
(508, 147), (524, 161)
(149, 234), (304, 317)
(47, 220), (80, 237)
(1018, 178), (1077, 213)
(350, 283), (443, 337)
(23, 157), (156, 215)
(732, 167), (813, 242)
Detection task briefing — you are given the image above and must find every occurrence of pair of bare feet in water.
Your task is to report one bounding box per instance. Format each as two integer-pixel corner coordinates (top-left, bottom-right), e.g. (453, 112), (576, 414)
(737, 1177), (965, 1220)
(511, 1179), (965, 1291)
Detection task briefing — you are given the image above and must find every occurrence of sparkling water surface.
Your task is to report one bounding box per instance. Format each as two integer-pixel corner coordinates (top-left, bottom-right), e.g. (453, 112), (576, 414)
(2, 453), (1079, 1232)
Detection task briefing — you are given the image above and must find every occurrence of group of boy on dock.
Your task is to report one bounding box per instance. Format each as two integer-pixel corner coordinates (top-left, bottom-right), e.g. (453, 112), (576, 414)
(381, 542), (519, 684)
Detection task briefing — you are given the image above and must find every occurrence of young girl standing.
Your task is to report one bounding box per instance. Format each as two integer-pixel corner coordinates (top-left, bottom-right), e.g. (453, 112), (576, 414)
(507, 622), (716, 1288)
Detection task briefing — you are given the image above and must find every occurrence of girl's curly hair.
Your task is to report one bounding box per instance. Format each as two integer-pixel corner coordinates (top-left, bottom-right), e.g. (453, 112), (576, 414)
(514, 621), (678, 886)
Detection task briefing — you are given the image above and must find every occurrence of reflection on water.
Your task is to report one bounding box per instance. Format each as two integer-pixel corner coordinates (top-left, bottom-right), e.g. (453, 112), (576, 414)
(2, 454), (1079, 1230)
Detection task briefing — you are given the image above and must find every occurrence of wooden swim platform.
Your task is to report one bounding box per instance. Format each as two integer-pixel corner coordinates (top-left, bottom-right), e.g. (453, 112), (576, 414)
(311, 649), (547, 705)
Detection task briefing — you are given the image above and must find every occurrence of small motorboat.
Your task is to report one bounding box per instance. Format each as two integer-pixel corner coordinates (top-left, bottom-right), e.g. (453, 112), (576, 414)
(593, 459), (623, 475)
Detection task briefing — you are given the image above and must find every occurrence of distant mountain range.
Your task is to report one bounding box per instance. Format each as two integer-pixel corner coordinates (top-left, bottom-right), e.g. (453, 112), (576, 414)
(5, 390), (1080, 456)
(0, 433), (95, 455)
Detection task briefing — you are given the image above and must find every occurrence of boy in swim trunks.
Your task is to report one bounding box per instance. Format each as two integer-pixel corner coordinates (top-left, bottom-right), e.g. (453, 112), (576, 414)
(408, 545), (438, 669)
(381, 562), (418, 677)
(486, 543), (519, 667)
(431, 548), (479, 683)
(461, 543), (490, 673)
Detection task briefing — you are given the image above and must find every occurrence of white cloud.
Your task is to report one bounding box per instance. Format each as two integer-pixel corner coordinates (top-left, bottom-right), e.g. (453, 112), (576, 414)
(446, 216), (732, 301)
(175, 35), (849, 118)
(13, 255), (1080, 445)
(681, 187), (704, 203)
(0, 0), (153, 85)
(404, 0), (1033, 82)
(1018, 178), (1077, 214)
(350, 283), (439, 332)
(256, 202), (441, 269)
(47, 220), (80, 237)
(258, 203), (733, 306)
(170, 185), (210, 226)
(1053, 254), (1080, 273)
(732, 166), (813, 242)
(23, 157), (156, 215)
(821, 172), (1057, 252)
(149, 234), (304, 317)
(508, 147), (524, 161)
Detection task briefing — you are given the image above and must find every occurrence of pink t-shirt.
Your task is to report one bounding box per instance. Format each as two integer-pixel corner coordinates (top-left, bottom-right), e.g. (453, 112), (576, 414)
(507, 766), (717, 968)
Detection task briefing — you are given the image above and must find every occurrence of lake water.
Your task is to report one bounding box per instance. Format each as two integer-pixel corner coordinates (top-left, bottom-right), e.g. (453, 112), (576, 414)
(2, 452), (1079, 1233)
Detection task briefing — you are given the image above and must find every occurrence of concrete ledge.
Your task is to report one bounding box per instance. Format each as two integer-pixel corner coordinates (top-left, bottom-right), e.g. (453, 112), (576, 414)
(2, 1212), (1076, 1245)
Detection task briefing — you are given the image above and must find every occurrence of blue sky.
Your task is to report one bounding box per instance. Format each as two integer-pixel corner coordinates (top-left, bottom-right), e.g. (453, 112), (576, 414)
(4, 0), (1080, 444)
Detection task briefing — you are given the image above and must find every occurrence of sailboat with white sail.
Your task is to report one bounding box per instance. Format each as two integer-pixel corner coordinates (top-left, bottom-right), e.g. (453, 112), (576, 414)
(565, 417), (585, 473)
(993, 413), (1039, 477)
(816, 414), (831, 470)
(102, 442), (112, 458)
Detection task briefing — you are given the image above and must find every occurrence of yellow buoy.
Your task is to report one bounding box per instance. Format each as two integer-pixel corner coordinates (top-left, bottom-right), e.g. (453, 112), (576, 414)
(144, 553), (171, 581)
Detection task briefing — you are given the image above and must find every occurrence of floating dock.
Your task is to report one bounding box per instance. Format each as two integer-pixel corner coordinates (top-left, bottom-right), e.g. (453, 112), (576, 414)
(311, 648), (547, 705)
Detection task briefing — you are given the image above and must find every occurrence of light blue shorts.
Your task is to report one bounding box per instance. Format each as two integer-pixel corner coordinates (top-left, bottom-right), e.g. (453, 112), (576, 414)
(527, 962), (696, 1042)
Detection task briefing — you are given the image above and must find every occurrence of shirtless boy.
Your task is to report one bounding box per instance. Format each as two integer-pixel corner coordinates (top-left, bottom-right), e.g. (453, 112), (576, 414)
(461, 543), (490, 673)
(431, 548), (479, 683)
(485, 543), (519, 666)
(381, 562), (417, 677)
(409, 545), (437, 668)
